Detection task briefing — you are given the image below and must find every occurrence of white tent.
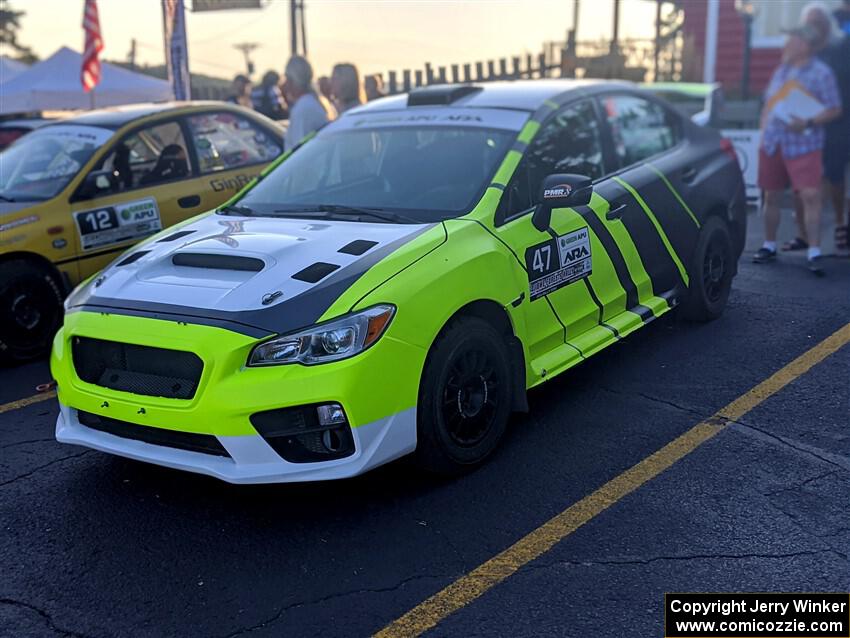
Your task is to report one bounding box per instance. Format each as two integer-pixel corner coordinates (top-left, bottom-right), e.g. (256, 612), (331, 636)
(0, 47), (174, 114)
(0, 56), (29, 84)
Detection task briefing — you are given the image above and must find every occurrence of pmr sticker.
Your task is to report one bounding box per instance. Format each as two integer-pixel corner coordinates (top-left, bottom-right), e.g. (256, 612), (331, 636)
(73, 198), (162, 251)
(525, 226), (592, 300)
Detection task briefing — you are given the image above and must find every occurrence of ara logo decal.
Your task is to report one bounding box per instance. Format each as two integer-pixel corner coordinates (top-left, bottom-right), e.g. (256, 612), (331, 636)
(543, 184), (572, 199)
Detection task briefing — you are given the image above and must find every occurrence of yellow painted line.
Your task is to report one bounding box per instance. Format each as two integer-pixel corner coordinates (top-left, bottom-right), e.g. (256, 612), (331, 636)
(0, 390), (57, 415)
(376, 322), (850, 638)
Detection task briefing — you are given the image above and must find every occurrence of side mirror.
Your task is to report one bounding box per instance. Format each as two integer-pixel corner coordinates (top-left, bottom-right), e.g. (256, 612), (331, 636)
(531, 173), (593, 232)
(78, 169), (117, 200)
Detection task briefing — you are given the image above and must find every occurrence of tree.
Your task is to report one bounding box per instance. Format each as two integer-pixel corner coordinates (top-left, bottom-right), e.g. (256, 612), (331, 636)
(0, 0), (36, 63)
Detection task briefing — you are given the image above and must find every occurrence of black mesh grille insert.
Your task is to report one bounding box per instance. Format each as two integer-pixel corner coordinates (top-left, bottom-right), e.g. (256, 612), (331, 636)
(78, 410), (229, 457)
(72, 337), (203, 400)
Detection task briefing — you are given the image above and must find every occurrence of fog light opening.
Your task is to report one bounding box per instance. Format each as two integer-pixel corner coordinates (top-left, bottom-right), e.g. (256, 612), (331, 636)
(322, 428), (344, 452)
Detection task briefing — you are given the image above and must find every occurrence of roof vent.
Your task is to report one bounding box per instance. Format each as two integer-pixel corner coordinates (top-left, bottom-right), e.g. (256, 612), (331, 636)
(407, 84), (482, 106)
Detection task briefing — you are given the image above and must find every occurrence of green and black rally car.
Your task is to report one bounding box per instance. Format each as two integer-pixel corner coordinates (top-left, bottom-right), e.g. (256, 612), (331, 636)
(52, 80), (746, 483)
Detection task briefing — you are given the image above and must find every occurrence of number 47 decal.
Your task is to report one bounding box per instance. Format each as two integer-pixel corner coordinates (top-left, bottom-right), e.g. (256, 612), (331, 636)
(532, 245), (551, 273)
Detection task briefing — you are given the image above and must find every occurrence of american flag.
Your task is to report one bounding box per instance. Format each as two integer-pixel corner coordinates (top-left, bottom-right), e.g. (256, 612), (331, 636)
(81, 0), (104, 93)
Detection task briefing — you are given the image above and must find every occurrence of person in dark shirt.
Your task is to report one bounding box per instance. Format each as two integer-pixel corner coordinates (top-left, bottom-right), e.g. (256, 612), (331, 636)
(795, 4), (850, 254)
(835, 0), (850, 35)
(226, 74), (253, 109)
(251, 70), (288, 120)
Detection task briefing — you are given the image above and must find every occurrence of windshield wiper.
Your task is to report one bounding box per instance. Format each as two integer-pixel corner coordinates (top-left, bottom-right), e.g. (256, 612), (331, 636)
(275, 204), (418, 224)
(219, 204), (256, 216)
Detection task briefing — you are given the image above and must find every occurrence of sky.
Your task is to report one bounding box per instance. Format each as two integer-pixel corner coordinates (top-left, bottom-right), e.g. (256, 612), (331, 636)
(13, 0), (659, 81)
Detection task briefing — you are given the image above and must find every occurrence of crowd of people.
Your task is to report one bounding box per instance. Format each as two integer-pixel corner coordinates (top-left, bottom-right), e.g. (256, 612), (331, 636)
(226, 57), (386, 151)
(754, 0), (850, 275)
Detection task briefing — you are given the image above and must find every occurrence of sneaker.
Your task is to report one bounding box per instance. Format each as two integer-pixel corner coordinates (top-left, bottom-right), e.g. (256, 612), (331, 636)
(753, 247), (777, 263)
(807, 255), (825, 276)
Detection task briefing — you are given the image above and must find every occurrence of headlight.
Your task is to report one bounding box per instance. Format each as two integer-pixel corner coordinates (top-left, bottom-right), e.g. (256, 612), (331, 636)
(247, 304), (395, 366)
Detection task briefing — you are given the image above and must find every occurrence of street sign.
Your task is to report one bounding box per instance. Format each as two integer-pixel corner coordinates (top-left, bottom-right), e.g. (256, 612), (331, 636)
(721, 128), (761, 207)
(192, 0), (262, 11)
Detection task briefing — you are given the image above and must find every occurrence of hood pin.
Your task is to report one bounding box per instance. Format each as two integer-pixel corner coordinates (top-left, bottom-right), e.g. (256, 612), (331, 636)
(262, 291), (283, 305)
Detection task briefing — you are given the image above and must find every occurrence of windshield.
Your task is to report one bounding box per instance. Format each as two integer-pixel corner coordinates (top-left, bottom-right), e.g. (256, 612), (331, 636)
(235, 125), (514, 223)
(0, 124), (112, 201)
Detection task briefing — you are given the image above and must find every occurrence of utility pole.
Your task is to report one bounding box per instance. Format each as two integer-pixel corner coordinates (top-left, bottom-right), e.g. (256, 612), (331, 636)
(610, 0), (621, 54)
(568, 0), (580, 55)
(289, 0), (307, 57)
(300, 0), (308, 56)
(233, 42), (259, 76)
(654, 0), (662, 80)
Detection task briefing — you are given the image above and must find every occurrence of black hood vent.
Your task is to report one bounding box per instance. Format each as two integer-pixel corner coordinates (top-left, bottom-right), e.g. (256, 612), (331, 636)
(157, 229), (196, 243)
(116, 250), (151, 266)
(172, 252), (265, 272)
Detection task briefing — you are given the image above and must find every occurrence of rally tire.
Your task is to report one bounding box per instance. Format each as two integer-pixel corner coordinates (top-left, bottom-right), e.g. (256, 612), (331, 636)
(681, 216), (733, 322)
(0, 259), (64, 365)
(415, 317), (513, 475)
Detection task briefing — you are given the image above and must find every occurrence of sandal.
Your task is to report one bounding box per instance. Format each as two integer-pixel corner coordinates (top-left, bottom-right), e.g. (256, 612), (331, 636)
(782, 237), (808, 251)
(835, 225), (848, 251)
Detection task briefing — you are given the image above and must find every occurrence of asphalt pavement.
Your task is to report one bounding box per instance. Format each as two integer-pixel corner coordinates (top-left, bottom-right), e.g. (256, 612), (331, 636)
(0, 207), (848, 638)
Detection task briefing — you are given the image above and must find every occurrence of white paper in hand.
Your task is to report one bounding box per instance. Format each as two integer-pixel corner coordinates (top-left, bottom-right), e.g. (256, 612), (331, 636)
(773, 88), (825, 124)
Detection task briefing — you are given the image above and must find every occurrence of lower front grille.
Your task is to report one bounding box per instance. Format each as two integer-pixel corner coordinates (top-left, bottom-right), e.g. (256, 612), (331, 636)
(78, 410), (230, 457)
(72, 337), (203, 400)
(250, 404), (355, 463)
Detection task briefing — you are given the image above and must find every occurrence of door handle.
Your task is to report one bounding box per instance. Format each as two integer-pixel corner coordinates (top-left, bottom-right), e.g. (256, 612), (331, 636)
(606, 203), (628, 220)
(178, 195), (201, 209)
(681, 167), (697, 183)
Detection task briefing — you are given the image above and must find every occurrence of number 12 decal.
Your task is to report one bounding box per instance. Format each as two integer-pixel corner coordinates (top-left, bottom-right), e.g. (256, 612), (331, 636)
(83, 210), (115, 232)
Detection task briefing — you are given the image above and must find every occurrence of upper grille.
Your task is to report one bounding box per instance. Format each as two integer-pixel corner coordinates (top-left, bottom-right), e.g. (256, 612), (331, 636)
(72, 336), (203, 400)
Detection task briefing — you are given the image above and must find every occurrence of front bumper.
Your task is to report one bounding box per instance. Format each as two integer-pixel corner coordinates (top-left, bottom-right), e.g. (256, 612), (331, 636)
(51, 311), (423, 483)
(55, 404), (416, 483)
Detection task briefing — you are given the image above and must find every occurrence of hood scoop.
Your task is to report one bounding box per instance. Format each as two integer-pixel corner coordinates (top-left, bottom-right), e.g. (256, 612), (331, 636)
(172, 252), (265, 272)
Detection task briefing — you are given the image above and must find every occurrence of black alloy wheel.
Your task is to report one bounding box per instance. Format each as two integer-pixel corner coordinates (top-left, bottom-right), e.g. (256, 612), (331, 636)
(415, 316), (513, 475)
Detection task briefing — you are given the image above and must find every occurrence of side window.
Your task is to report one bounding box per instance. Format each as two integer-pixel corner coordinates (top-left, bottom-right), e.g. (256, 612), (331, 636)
(498, 100), (605, 221)
(97, 121), (191, 192)
(186, 111), (282, 174)
(602, 94), (678, 167)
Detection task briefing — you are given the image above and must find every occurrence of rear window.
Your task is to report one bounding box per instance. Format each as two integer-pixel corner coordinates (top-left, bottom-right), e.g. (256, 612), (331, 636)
(187, 112), (281, 174)
(602, 94), (678, 167)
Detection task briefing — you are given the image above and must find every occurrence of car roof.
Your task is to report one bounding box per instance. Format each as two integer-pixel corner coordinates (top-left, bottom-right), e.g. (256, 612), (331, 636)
(641, 82), (720, 97)
(46, 101), (246, 130)
(0, 117), (55, 129)
(348, 79), (635, 116)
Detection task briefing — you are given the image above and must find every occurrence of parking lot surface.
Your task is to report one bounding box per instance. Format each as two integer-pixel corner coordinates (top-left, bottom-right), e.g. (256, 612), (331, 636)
(1, 210), (848, 638)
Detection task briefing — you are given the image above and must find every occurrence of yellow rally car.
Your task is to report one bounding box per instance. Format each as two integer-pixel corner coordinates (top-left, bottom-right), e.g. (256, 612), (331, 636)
(0, 102), (284, 363)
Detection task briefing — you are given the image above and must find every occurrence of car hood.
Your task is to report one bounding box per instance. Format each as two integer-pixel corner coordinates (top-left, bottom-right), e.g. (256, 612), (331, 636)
(66, 212), (443, 337)
(0, 200), (39, 217)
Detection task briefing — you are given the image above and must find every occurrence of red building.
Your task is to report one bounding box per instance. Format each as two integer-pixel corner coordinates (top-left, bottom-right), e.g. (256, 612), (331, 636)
(681, 0), (840, 96)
